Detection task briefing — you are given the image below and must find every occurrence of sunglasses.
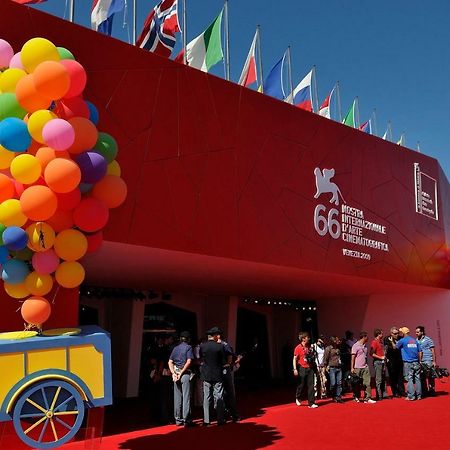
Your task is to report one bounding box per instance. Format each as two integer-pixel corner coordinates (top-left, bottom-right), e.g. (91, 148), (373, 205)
(392, 332), (399, 335)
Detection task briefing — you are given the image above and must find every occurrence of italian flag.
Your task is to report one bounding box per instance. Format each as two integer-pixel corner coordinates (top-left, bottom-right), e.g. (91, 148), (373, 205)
(343, 98), (356, 127)
(186, 9), (223, 72)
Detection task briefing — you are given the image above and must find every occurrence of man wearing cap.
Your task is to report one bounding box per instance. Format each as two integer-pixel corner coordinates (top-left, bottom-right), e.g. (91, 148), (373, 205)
(168, 331), (194, 427)
(200, 327), (226, 426)
(396, 327), (422, 400)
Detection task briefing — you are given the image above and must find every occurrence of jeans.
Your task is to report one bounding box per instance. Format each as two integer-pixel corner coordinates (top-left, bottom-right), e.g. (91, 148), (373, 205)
(421, 361), (435, 394)
(295, 367), (315, 405)
(353, 367), (372, 400)
(404, 361), (422, 399)
(373, 360), (388, 399)
(203, 380), (225, 424)
(173, 373), (192, 424)
(328, 367), (342, 398)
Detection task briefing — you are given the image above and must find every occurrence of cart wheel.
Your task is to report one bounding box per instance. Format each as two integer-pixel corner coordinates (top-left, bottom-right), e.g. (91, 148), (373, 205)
(12, 379), (85, 449)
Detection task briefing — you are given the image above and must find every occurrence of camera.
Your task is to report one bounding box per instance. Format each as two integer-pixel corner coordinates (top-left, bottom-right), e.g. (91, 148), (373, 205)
(305, 349), (316, 366)
(346, 372), (362, 386)
(420, 364), (449, 379)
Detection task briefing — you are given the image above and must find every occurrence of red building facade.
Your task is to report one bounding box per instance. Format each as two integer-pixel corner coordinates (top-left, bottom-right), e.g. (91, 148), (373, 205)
(1, 2), (449, 397)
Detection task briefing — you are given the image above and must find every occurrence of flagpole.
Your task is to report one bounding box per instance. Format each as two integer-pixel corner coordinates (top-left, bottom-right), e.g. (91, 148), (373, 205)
(182, 0), (187, 64)
(224, 1), (230, 81)
(312, 65), (318, 113)
(336, 81), (342, 122)
(417, 141), (421, 153)
(388, 121), (392, 141)
(372, 108), (378, 136)
(133, 0), (137, 44)
(256, 25), (264, 93)
(355, 97), (360, 128)
(69, 0), (74, 22)
(286, 46), (294, 104)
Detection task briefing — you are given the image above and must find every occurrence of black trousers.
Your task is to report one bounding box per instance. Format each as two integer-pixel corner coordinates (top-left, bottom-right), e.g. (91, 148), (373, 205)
(387, 362), (405, 396)
(295, 367), (315, 405)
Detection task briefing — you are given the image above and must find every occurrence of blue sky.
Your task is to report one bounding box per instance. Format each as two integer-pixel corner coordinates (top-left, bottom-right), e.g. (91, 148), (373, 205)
(26, 0), (450, 179)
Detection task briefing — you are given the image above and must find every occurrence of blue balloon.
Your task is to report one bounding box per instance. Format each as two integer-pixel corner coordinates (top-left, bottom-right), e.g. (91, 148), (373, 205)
(2, 259), (29, 284)
(86, 101), (99, 125)
(79, 183), (93, 194)
(3, 226), (28, 251)
(0, 118), (31, 152)
(0, 246), (8, 264)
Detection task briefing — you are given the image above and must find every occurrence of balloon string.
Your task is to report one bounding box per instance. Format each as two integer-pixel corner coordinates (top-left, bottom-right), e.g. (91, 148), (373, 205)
(51, 285), (60, 304)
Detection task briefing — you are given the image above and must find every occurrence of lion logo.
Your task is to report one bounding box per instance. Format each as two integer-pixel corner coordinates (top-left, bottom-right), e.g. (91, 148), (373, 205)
(313, 167), (345, 206)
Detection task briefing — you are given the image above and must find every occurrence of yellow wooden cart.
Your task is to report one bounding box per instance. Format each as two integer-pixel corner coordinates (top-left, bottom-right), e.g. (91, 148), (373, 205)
(0, 325), (112, 449)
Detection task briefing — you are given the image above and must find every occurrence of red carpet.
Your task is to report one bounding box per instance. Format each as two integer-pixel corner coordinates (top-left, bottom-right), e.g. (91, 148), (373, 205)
(2, 382), (450, 449)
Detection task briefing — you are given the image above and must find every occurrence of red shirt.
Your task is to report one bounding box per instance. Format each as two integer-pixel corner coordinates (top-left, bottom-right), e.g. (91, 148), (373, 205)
(294, 344), (311, 368)
(370, 338), (384, 359)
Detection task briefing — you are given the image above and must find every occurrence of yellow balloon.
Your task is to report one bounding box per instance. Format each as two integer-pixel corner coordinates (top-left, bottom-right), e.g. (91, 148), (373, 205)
(55, 261), (85, 288)
(25, 272), (53, 296)
(10, 154), (42, 184)
(54, 229), (87, 261)
(27, 110), (57, 144)
(4, 281), (30, 299)
(0, 68), (27, 93)
(21, 38), (60, 73)
(0, 144), (15, 169)
(0, 199), (27, 226)
(107, 160), (121, 177)
(26, 222), (55, 252)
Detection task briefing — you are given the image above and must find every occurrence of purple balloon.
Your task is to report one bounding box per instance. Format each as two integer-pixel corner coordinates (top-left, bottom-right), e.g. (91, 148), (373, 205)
(75, 151), (107, 184)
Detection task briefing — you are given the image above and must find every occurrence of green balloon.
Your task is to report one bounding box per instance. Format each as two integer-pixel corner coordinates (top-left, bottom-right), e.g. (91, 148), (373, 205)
(0, 93), (26, 121)
(0, 223), (6, 245)
(12, 247), (33, 262)
(57, 47), (75, 60)
(94, 132), (118, 164)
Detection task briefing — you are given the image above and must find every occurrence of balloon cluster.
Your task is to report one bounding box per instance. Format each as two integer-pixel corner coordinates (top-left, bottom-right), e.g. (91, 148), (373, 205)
(0, 37), (127, 328)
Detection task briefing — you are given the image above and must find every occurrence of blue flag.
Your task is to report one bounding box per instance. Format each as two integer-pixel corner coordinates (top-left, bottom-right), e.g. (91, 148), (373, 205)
(263, 54), (285, 100)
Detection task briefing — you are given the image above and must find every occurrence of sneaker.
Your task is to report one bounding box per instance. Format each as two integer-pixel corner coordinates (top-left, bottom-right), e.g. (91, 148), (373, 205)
(416, 396), (422, 400)
(334, 397), (344, 404)
(308, 403), (319, 409)
(364, 399), (376, 404)
(353, 397), (360, 403)
(404, 397), (415, 401)
(295, 399), (302, 406)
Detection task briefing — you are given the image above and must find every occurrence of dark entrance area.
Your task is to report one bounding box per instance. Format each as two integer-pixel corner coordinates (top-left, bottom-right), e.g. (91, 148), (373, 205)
(236, 307), (271, 383)
(139, 303), (197, 424)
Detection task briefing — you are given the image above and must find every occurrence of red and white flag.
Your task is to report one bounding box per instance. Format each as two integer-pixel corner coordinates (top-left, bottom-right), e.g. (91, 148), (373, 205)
(238, 30), (258, 87)
(318, 85), (335, 119)
(12, 0), (47, 4)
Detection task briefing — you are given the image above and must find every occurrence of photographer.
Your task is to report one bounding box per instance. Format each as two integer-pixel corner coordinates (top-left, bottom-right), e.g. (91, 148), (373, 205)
(415, 326), (436, 397)
(312, 335), (327, 399)
(293, 331), (318, 408)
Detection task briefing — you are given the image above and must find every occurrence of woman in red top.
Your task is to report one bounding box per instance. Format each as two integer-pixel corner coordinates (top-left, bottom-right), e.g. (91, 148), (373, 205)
(293, 332), (318, 408)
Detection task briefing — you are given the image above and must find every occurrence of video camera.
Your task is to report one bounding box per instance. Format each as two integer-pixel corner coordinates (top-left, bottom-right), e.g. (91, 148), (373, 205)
(346, 372), (362, 386)
(420, 364), (450, 379)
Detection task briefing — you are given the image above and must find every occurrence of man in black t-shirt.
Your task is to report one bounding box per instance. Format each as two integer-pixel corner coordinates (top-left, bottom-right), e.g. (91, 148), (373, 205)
(200, 327), (226, 426)
(383, 326), (405, 397)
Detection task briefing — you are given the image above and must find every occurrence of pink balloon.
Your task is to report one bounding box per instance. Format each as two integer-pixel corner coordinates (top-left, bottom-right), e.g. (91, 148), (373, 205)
(32, 249), (60, 275)
(42, 119), (75, 151)
(0, 39), (14, 68)
(9, 52), (24, 70)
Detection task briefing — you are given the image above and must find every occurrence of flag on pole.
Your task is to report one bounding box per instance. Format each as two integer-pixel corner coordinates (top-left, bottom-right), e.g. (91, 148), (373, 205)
(91, 0), (125, 35)
(12, 0), (47, 4)
(186, 9), (223, 72)
(239, 30), (258, 87)
(263, 53), (286, 100)
(318, 85), (335, 119)
(397, 133), (405, 146)
(342, 99), (356, 127)
(359, 119), (371, 134)
(286, 69), (313, 110)
(136, 0), (180, 56)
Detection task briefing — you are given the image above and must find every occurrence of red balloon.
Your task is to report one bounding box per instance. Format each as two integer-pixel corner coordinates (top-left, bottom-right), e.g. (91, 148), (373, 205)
(46, 209), (74, 232)
(86, 231), (103, 253)
(0, 174), (15, 203)
(56, 189), (81, 211)
(73, 198), (109, 232)
(60, 60), (87, 98)
(54, 97), (90, 120)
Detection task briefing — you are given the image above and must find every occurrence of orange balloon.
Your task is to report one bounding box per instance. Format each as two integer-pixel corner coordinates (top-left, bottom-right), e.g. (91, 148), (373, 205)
(0, 173), (15, 203)
(44, 158), (81, 193)
(20, 185), (58, 221)
(15, 74), (52, 113)
(67, 117), (98, 154)
(21, 296), (51, 325)
(46, 209), (74, 232)
(35, 147), (70, 170)
(33, 61), (70, 100)
(92, 175), (127, 208)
